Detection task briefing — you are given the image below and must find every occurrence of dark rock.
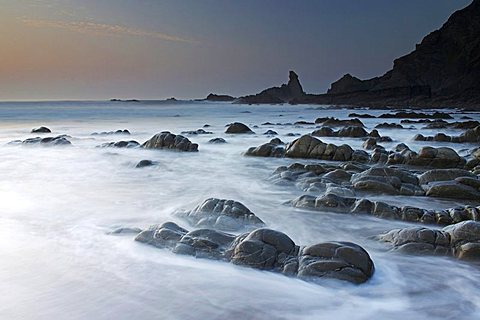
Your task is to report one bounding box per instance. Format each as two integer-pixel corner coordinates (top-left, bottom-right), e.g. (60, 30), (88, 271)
(348, 113), (376, 118)
(31, 126), (51, 133)
(142, 132), (198, 152)
(375, 123), (404, 129)
(204, 93), (236, 102)
(235, 71), (306, 104)
(314, 117), (364, 127)
(92, 129), (130, 135)
(176, 198), (265, 231)
(378, 112), (453, 119)
(21, 135), (71, 146)
(99, 140), (140, 148)
(136, 160), (157, 168)
(181, 129), (213, 135)
(263, 130), (278, 135)
(208, 138), (227, 144)
(225, 122), (254, 134)
(135, 222), (374, 284)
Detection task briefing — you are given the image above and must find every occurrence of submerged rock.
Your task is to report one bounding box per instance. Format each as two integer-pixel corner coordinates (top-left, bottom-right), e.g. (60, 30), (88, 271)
(181, 129), (213, 135)
(225, 122), (254, 134)
(142, 131), (198, 152)
(20, 135), (71, 146)
(176, 198), (264, 231)
(135, 222), (375, 284)
(92, 129), (130, 135)
(208, 137), (227, 144)
(379, 221), (480, 261)
(31, 126), (51, 133)
(99, 140), (140, 148)
(135, 160), (157, 168)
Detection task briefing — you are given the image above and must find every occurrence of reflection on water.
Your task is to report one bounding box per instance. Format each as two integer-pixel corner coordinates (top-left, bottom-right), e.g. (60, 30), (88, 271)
(0, 101), (479, 319)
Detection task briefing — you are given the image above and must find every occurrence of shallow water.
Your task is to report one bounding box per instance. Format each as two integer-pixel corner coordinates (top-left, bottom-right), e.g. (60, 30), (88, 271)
(0, 101), (479, 319)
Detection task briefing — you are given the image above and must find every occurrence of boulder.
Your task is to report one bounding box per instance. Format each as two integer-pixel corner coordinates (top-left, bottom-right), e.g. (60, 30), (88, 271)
(31, 126), (51, 133)
(21, 135), (71, 146)
(142, 131), (198, 152)
(208, 138), (227, 144)
(225, 122), (254, 134)
(176, 198), (264, 231)
(99, 140), (140, 148)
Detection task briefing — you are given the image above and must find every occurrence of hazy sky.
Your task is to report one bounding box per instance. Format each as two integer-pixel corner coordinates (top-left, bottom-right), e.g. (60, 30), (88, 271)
(0, 0), (472, 100)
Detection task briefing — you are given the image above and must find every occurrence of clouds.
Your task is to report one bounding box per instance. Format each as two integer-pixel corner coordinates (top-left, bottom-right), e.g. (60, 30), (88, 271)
(21, 18), (195, 43)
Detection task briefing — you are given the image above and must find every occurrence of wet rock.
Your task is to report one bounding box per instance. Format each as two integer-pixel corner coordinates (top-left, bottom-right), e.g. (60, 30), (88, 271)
(225, 122), (254, 134)
(414, 126), (480, 143)
(208, 138), (227, 144)
(136, 160), (157, 168)
(92, 129), (130, 135)
(425, 181), (480, 200)
(378, 111), (452, 119)
(21, 135), (72, 146)
(284, 135), (354, 161)
(379, 221), (480, 261)
(348, 113), (375, 118)
(176, 198), (264, 231)
(375, 123), (404, 129)
(314, 117), (364, 127)
(423, 120), (480, 129)
(135, 222), (374, 284)
(291, 193), (480, 226)
(99, 140), (140, 148)
(362, 138), (378, 150)
(312, 126), (368, 138)
(386, 146), (465, 169)
(142, 131), (198, 152)
(351, 167), (422, 196)
(31, 126), (51, 133)
(418, 169), (476, 185)
(264, 130), (278, 135)
(245, 140), (285, 157)
(181, 129), (213, 135)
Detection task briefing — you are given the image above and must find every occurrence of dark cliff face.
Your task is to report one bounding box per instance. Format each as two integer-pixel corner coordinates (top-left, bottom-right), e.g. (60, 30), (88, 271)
(235, 71), (306, 104)
(317, 0), (480, 108)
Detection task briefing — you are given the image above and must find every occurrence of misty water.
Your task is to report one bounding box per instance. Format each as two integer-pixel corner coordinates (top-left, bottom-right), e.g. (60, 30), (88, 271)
(0, 101), (479, 319)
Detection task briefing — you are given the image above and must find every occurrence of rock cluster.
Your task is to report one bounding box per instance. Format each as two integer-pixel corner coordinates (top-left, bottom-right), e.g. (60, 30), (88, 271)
(379, 221), (480, 260)
(92, 129), (130, 135)
(414, 126), (480, 143)
(135, 222), (374, 284)
(99, 140), (140, 148)
(11, 135), (72, 146)
(291, 193), (480, 226)
(314, 117), (364, 127)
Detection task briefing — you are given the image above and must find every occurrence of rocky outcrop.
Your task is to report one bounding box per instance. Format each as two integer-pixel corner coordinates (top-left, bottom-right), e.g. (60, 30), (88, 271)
(225, 122), (254, 134)
(351, 167), (423, 196)
(291, 193), (480, 226)
(379, 221), (480, 260)
(261, 1), (480, 108)
(414, 126), (480, 143)
(135, 222), (375, 284)
(31, 126), (51, 133)
(142, 132), (198, 152)
(204, 93), (236, 102)
(375, 123), (404, 129)
(175, 198), (264, 231)
(235, 71), (306, 104)
(418, 169), (480, 201)
(423, 120), (480, 129)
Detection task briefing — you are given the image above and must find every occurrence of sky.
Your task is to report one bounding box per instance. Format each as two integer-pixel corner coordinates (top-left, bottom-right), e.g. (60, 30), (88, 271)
(0, 0), (472, 100)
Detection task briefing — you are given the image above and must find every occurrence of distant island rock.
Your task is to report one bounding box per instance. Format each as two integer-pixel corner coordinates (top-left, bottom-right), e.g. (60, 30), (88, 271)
(230, 0), (480, 109)
(204, 93), (236, 102)
(235, 71), (306, 104)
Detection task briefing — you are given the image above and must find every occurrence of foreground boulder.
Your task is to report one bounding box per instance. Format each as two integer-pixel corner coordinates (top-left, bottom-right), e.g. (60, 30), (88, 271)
(225, 122), (254, 134)
(31, 126), (51, 133)
(291, 193), (480, 225)
(135, 222), (374, 284)
(142, 131), (198, 152)
(379, 221), (480, 261)
(175, 198), (264, 231)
